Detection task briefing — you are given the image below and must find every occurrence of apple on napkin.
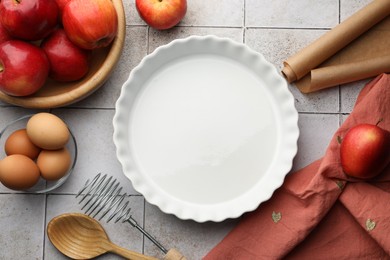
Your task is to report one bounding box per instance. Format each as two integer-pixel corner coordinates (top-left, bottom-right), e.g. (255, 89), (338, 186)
(340, 121), (390, 179)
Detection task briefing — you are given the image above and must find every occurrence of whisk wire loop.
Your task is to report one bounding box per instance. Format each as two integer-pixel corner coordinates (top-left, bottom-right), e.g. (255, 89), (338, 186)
(76, 173), (168, 254)
(90, 182), (122, 219)
(82, 175), (114, 214)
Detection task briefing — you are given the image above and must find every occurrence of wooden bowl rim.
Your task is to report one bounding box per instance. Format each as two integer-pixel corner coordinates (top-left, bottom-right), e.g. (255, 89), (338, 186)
(0, 0), (126, 109)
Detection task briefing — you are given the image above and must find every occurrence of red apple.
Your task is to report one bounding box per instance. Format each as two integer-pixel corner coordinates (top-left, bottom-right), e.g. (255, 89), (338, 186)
(340, 123), (390, 179)
(0, 0), (59, 41)
(0, 40), (49, 96)
(41, 29), (91, 82)
(0, 22), (13, 44)
(55, 0), (72, 17)
(136, 0), (187, 30)
(62, 0), (118, 50)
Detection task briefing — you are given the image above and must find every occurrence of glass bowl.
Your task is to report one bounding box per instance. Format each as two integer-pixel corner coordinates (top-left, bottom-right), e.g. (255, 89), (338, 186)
(0, 114), (77, 193)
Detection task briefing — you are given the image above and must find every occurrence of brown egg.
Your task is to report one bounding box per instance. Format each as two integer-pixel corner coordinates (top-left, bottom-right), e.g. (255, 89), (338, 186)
(37, 148), (71, 181)
(26, 113), (70, 150)
(0, 154), (40, 190)
(4, 129), (41, 159)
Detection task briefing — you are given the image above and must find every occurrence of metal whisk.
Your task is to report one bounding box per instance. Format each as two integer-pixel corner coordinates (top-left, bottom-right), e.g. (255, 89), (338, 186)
(76, 173), (168, 254)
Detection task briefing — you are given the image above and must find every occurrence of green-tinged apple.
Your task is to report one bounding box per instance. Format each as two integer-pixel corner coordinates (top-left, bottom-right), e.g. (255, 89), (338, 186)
(340, 123), (390, 179)
(136, 0), (187, 30)
(42, 29), (91, 82)
(0, 23), (13, 44)
(62, 0), (118, 50)
(0, 40), (49, 96)
(0, 0), (59, 41)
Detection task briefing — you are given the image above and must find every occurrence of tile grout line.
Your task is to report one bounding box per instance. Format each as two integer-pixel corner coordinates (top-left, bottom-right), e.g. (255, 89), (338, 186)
(245, 26), (332, 30)
(147, 25), (151, 54)
(338, 0), (342, 124)
(242, 0), (246, 44)
(42, 193), (48, 260)
(143, 24), (151, 255)
(123, 24), (337, 31)
(298, 111), (350, 116)
(142, 197), (146, 254)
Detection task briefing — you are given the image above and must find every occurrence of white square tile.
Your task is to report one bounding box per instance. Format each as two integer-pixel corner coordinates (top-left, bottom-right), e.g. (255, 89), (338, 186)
(148, 27), (244, 53)
(0, 107), (46, 126)
(245, 28), (325, 71)
(340, 0), (371, 21)
(245, 28), (340, 113)
(340, 79), (369, 113)
(49, 109), (137, 195)
(246, 0), (339, 28)
(182, 0), (244, 27)
(124, 0), (146, 26)
(292, 113), (340, 171)
(73, 26), (148, 109)
(143, 203), (238, 259)
(0, 194), (45, 259)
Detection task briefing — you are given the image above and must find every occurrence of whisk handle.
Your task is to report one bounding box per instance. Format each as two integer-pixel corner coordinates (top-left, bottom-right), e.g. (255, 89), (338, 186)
(126, 219), (187, 260)
(126, 217), (169, 254)
(163, 248), (187, 260)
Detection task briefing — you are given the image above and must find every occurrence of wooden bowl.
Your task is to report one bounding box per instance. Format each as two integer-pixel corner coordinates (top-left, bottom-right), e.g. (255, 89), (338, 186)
(0, 0), (126, 109)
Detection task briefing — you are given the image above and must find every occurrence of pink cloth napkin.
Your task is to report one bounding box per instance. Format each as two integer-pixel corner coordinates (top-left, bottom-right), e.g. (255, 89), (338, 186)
(204, 74), (390, 259)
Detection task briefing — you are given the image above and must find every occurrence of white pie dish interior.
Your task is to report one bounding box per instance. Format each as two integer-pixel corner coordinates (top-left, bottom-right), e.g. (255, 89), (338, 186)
(113, 35), (299, 222)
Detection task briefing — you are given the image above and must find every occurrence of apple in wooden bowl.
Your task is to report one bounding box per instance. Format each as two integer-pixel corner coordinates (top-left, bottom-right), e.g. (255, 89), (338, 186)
(0, 0), (125, 109)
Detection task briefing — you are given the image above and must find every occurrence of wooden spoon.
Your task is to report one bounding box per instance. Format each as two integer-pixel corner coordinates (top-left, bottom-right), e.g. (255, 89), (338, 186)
(47, 213), (158, 260)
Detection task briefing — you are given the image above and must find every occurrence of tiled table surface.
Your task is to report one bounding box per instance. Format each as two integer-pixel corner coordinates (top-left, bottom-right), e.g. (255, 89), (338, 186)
(0, 0), (374, 259)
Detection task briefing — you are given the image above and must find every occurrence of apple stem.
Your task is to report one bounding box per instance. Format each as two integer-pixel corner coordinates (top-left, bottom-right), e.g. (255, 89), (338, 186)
(0, 62), (3, 73)
(376, 118), (384, 126)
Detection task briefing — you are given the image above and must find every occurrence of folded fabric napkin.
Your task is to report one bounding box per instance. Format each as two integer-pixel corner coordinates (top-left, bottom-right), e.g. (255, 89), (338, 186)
(204, 74), (390, 259)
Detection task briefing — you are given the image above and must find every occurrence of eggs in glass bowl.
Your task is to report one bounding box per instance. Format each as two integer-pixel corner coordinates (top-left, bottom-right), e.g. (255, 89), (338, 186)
(0, 113), (77, 193)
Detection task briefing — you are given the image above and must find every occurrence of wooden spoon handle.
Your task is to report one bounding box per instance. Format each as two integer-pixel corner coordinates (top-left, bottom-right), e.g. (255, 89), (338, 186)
(109, 243), (158, 260)
(163, 248), (187, 260)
